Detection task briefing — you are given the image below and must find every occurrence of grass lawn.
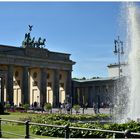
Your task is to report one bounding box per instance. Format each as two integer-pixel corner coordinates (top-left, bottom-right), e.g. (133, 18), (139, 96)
(0, 112), (49, 138)
(2, 123), (51, 138)
(0, 111), (37, 120)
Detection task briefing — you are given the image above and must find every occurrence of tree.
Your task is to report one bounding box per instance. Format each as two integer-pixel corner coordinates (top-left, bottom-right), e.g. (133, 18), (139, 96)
(82, 77), (86, 80)
(73, 104), (81, 114)
(23, 104), (30, 112)
(44, 103), (52, 113)
(5, 103), (11, 111)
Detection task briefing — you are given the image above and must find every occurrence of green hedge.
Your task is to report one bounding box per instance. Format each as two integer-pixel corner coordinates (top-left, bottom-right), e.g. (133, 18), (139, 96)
(30, 114), (140, 138)
(32, 113), (110, 122)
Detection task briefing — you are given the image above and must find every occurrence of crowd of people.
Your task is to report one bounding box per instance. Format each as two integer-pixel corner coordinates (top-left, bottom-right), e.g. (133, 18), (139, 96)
(92, 101), (114, 114)
(59, 102), (72, 114)
(3, 100), (114, 115)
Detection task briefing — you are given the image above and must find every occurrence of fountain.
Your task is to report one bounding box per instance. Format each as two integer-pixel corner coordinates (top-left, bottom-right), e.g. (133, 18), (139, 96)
(114, 3), (140, 122)
(126, 3), (140, 121)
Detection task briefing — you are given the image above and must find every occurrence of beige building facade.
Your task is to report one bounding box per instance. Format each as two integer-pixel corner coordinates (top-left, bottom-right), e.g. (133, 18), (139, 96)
(72, 77), (117, 107)
(0, 45), (75, 107)
(107, 63), (127, 77)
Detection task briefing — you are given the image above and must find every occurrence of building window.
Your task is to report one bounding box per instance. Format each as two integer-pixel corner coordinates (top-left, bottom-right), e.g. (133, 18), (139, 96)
(15, 71), (19, 77)
(33, 72), (37, 79)
(33, 81), (38, 86)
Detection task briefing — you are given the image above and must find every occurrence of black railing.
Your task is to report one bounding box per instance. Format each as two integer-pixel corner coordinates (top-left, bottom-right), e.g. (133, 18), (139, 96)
(1, 118), (140, 138)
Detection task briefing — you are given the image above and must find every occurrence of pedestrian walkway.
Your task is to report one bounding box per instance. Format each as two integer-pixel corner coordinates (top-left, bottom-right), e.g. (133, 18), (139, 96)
(51, 107), (110, 115)
(27, 107), (111, 115)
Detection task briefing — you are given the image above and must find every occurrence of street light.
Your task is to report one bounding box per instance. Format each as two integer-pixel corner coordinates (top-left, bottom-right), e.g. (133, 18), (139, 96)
(113, 36), (125, 118)
(114, 36), (124, 79)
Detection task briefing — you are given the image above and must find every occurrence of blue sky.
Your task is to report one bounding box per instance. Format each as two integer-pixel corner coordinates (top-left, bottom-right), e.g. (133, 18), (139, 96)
(0, 2), (125, 78)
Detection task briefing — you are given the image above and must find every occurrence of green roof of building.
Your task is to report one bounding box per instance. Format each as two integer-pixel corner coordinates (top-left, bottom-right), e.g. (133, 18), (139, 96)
(72, 77), (118, 83)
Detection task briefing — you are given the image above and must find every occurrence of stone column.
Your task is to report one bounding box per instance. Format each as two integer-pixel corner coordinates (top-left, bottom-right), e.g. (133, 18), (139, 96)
(92, 86), (96, 103)
(71, 80), (75, 105)
(40, 68), (47, 106)
(22, 66), (29, 104)
(53, 69), (59, 108)
(0, 77), (4, 105)
(7, 65), (14, 105)
(66, 70), (72, 101)
(88, 86), (92, 107)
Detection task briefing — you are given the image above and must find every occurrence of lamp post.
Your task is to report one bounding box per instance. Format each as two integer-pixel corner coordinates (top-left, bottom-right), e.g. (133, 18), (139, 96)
(114, 36), (124, 79)
(114, 36), (125, 119)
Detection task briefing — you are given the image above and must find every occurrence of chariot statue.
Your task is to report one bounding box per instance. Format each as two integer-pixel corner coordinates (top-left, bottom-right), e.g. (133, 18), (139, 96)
(22, 25), (46, 48)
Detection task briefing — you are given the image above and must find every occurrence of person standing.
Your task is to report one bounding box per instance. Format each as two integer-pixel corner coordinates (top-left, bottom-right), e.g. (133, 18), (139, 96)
(93, 102), (97, 114)
(97, 102), (100, 113)
(85, 102), (88, 109)
(66, 103), (71, 114)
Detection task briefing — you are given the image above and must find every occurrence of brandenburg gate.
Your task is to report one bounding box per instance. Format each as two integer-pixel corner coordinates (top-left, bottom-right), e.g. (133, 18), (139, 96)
(0, 26), (75, 107)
